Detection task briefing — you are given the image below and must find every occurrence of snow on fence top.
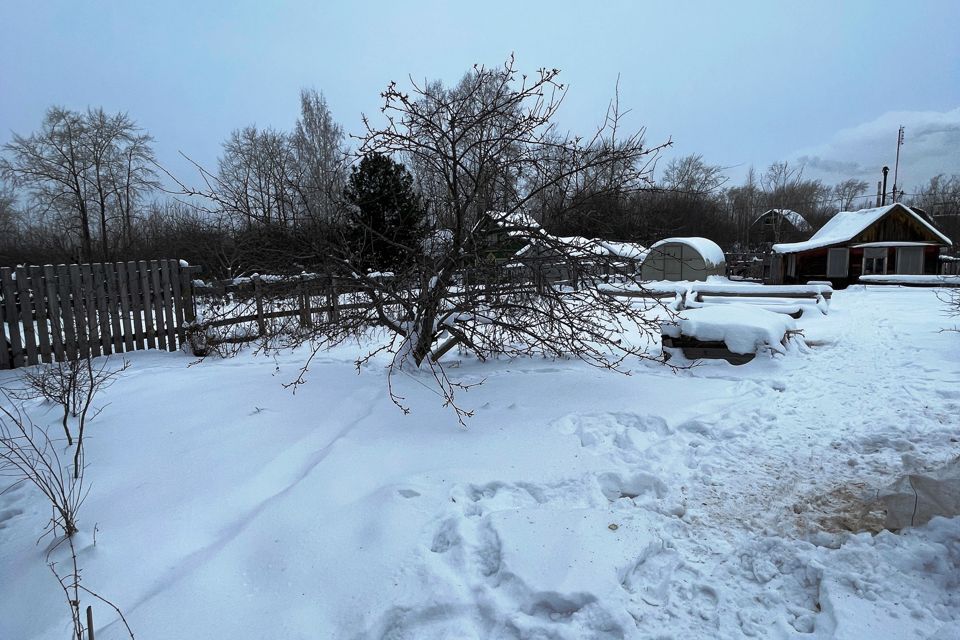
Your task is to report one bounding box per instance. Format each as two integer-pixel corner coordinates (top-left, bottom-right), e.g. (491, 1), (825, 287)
(647, 237), (726, 268)
(662, 304), (797, 355)
(773, 203), (952, 254)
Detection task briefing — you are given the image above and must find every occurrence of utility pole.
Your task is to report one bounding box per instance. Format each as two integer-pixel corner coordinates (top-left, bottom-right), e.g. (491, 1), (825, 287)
(892, 125), (905, 203)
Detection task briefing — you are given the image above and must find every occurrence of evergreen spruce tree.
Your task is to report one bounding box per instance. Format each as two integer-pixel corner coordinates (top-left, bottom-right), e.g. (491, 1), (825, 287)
(344, 153), (425, 272)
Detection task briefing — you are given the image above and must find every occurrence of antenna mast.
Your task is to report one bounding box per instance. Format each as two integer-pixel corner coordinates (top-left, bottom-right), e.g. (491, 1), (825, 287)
(892, 125), (905, 202)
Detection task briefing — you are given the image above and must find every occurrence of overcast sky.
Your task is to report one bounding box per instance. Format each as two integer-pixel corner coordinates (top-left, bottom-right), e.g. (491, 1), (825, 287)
(2, 0), (958, 197)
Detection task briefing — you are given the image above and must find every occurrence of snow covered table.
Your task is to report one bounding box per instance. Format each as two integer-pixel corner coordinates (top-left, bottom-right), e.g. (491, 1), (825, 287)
(661, 304), (799, 365)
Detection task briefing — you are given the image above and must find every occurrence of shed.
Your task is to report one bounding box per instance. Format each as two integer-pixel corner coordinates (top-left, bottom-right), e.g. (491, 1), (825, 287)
(640, 237), (726, 281)
(749, 209), (812, 247)
(769, 203), (952, 287)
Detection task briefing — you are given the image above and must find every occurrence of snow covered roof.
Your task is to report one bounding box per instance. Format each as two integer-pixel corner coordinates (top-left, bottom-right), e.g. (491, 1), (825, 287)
(647, 237), (726, 268)
(598, 240), (647, 261)
(486, 210), (542, 235)
(772, 204), (953, 254)
(516, 236), (647, 261)
(755, 209), (812, 232)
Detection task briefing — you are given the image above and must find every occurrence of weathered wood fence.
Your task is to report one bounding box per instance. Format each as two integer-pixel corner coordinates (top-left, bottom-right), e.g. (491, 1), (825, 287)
(1, 259), (196, 369)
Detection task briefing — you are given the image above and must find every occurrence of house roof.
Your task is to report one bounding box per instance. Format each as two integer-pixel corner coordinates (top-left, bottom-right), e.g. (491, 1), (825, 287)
(755, 209), (812, 232)
(647, 237), (726, 268)
(516, 235), (647, 261)
(772, 203), (952, 254)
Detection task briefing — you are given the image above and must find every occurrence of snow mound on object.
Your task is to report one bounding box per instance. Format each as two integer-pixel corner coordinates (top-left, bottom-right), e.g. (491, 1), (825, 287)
(647, 236), (726, 268)
(664, 304), (797, 354)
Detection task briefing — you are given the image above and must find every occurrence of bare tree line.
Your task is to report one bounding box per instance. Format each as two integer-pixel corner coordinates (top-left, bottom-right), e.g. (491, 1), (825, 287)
(1, 67), (958, 274)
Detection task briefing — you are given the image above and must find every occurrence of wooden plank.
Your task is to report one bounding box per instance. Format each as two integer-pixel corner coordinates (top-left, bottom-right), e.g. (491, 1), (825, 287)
(203, 302), (369, 329)
(171, 261), (186, 343)
(160, 260), (178, 351)
(92, 264), (112, 356)
(1, 268), (24, 367)
(28, 266), (53, 364)
(127, 261), (145, 350)
(116, 262), (135, 353)
(104, 263), (124, 354)
(0, 271), (11, 370)
(67, 264), (88, 359)
(149, 260), (168, 351)
(14, 266), (39, 366)
(138, 260), (156, 350)
(80, 264), (102, 358)
(45, 265), (66, 362)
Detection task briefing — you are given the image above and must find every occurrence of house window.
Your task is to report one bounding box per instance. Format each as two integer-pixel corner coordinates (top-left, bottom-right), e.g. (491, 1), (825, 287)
(896, 247), (924, 275)
(863, 248), (887, 275)
(827, 248), (849, 278)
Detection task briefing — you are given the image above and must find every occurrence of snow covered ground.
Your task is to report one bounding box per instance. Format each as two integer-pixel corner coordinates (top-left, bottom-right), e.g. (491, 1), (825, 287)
(1, 285), (959, 639)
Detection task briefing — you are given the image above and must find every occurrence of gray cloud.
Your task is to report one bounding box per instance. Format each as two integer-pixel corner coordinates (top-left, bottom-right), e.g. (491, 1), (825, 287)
(791, 108), (960, 189)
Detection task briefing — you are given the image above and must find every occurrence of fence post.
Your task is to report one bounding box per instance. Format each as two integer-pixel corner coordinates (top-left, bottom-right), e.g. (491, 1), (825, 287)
(299, 274), (313, 328)
(253, 275), (266, 336)
(326, 275), (339, 324)
(0, 269), (11, 370)
(86, 605), (94, 640)
(180, 266), (197, 325)
(2, 267), (27, 367)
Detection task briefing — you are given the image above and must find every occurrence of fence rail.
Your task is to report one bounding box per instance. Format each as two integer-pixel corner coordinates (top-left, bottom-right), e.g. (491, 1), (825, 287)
(1, 259), (196, 369)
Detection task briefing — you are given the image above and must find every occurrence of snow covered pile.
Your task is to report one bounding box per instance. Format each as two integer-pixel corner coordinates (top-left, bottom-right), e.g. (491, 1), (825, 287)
(663, 304), (798, 354)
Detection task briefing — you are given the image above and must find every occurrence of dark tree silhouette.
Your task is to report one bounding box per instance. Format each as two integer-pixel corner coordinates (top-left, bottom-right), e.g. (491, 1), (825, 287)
(344, 152), (426, 272)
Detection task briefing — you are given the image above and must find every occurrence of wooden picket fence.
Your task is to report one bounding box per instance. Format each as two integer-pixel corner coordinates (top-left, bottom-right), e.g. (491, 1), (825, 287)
(0, 259), (197, 369)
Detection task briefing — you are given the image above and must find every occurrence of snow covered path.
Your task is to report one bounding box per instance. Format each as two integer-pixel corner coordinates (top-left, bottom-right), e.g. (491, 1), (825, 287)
(1, 286), (958, 639)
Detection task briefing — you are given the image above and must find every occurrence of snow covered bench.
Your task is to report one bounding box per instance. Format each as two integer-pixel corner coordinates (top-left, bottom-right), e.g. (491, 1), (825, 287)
(661, 305), (799, 365)
(689, 282), (831, 311)
(859, 274), (960, 287)
(599, 281), (832, 315)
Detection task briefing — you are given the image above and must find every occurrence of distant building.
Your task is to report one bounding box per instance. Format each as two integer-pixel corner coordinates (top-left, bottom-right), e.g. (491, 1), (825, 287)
(768, 203), (952, 287)
(749, 209), (812, 248)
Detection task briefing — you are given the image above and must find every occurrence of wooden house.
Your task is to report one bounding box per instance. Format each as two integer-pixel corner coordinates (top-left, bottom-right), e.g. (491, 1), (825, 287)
(768, 203), (952, 287)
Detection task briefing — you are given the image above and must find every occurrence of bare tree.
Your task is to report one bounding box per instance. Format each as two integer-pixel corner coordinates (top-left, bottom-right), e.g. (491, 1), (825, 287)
(216, 125), (298, 228)
(12, 357), (128, 477)
(269, 57), (673, 418)
(661, 154), (727, 197)
(0, 395), (85, 537)
(833, 178), (870, 212)
(291, 89), (349, 223)
(1, 107), (157, 262)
